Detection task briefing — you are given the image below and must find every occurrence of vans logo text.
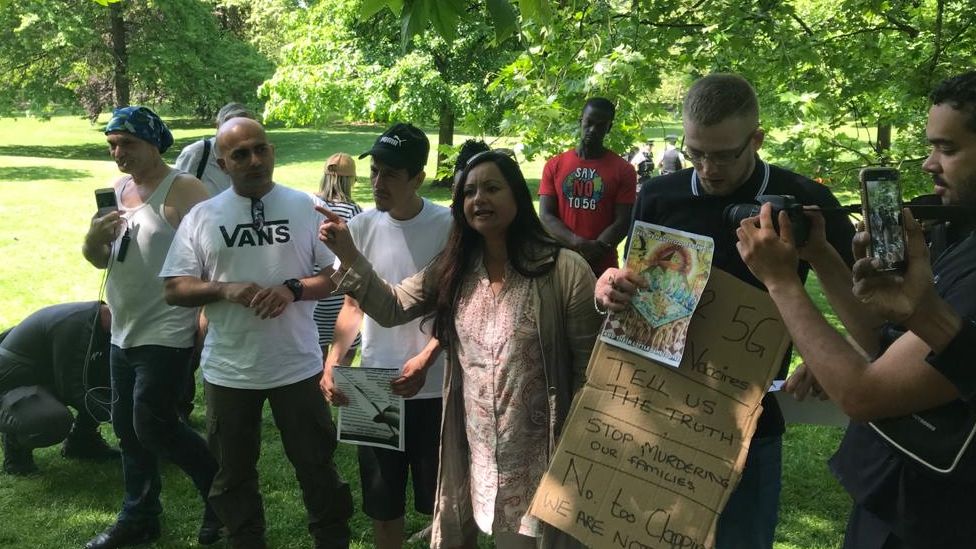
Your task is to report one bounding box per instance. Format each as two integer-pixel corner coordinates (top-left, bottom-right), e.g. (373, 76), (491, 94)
(220, 221), (291, 247)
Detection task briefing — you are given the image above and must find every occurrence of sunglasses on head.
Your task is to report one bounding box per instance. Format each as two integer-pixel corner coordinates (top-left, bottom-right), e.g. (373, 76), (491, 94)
(465, 148), (517, 168)
(251, 198), (265, 231)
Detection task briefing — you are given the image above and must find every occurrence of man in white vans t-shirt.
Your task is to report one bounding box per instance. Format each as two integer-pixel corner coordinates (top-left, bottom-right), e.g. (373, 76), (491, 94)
(320, 123), (451, 549)
(161, 118), (353, 549)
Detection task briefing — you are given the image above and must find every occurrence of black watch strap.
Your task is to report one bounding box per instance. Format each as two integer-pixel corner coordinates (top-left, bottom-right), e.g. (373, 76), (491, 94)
(283, 279), (303, 302)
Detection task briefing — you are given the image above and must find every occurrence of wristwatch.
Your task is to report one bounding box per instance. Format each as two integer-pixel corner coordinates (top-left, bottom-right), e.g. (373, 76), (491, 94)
(283, 278), (304, 302)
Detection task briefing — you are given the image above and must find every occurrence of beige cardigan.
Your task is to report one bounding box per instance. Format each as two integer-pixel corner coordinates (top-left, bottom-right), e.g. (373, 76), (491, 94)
(333, 247), (602, 549)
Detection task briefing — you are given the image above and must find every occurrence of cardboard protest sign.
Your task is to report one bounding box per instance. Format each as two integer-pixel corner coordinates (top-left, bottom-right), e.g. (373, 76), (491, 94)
(529, 268), (791, 549)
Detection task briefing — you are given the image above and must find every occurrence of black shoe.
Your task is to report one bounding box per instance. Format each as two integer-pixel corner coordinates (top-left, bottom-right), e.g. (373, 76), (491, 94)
(84, 521), (160, 549)
(62, 431), (120, 461)
(1, 432), (37, 475)
(197, 517), (224, 546)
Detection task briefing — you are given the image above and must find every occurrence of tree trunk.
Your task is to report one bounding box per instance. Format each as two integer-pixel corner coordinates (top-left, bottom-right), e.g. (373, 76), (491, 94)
(432, 101), (456, 188)
(110, 2), (129, 108)
(876, 120), (891, 160)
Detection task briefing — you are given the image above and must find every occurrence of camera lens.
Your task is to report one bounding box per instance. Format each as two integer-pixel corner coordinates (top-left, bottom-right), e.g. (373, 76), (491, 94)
(723, 203), (760, 228)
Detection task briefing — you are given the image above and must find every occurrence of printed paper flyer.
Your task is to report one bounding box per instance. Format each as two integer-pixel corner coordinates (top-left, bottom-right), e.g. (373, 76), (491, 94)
(334, 366), (404, 451)
(601, 222), (715, 366)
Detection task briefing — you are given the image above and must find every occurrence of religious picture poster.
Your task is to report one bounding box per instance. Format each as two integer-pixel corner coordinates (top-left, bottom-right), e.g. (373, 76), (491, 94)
(334, 366), (404, 451)
(601, 222), (715, 366)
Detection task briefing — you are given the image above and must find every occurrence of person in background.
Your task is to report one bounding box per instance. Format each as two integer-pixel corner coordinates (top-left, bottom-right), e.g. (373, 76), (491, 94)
(539, 97), (637, 276)
(453, 139), (491, 190)
(656, 134), (684, 175)
(175, 102), (254, 197)
(630, 140), (656, 191)
(312, 153), (363, 366)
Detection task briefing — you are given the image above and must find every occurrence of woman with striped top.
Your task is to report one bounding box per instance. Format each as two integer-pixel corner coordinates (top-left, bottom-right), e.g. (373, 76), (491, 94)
(313, 153), (362, 364)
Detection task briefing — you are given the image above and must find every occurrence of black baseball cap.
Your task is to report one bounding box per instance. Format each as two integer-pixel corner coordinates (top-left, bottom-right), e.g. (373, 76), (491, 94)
(359, 123), (430, 175)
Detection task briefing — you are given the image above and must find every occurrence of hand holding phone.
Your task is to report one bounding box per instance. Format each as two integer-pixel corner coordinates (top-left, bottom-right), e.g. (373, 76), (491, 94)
(859, 167), (906, 271)
(94, 188), (118, 218)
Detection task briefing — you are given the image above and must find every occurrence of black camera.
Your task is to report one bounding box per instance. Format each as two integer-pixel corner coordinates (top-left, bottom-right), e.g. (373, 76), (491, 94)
(724, 195), (811, 247)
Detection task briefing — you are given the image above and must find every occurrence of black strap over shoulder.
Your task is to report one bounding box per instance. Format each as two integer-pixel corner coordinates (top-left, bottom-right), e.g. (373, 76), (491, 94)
(196, 138), (211, 179)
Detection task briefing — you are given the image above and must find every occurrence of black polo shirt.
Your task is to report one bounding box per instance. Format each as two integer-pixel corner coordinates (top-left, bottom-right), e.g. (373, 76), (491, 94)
(635, 158), (856, 438)
(829, 225), (976, 548)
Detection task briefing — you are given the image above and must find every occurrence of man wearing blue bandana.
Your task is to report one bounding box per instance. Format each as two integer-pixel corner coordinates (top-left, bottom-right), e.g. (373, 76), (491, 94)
(82, 107), (222, 549)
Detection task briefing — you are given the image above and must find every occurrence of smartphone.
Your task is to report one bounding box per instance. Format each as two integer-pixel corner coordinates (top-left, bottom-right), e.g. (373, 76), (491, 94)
(859, 167), (906, 271)
(94, 188), (118, 217)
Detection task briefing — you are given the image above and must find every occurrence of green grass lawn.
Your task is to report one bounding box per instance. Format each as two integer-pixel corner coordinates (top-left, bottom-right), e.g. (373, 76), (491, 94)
(0, 115), (851, 548)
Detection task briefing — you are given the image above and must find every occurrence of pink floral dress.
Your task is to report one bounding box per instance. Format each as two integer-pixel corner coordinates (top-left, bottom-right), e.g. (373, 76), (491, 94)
(454, 262), (550, 537)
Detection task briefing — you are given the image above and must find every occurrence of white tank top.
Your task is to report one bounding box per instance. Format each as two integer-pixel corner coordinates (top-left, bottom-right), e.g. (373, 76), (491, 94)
(106, 169), (197, 349)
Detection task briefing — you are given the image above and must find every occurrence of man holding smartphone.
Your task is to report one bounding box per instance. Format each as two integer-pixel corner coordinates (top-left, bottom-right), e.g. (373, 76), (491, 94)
(82, 106), (220, 549)
(735, 71), (976, 548)
(594, 73), (855, 549)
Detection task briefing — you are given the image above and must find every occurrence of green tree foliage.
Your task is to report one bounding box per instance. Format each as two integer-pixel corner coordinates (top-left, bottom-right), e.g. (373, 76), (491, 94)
(0, 0), (274, 121)
(370, 0), (975, 193)
(259, 0), (518, 181)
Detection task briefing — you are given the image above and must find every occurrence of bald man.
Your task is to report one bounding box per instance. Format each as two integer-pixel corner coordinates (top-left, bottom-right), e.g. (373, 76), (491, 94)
(161, 118), (354, 549)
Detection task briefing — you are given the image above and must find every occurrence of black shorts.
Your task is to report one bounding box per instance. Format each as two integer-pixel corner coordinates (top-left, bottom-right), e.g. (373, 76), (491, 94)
(358, 397), (442, 520)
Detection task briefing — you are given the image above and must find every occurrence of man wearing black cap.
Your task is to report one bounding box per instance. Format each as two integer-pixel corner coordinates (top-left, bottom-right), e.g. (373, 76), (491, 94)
(320, 123), (451, 549)
(82, 106), (220, 549)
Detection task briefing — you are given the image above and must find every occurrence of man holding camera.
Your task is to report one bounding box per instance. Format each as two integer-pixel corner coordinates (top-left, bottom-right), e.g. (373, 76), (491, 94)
(594, 73), (854, 549)
(736, 71), (976, 549)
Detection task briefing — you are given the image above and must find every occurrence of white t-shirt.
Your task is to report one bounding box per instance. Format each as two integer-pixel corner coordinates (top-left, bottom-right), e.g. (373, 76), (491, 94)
(161, 184), (336, 390)
(341, 199), (452, 399)
(174, 137), (232, 197)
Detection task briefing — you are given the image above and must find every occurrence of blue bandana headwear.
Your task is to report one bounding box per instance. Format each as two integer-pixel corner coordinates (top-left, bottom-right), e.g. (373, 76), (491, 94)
(104, 106), (174, 154)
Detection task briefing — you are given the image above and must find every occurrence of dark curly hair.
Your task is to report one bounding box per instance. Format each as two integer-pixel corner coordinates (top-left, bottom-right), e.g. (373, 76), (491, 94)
(930, 71), (976, 133)
(425, 151), (561, 345)
(453, 139), (490, 175)
(583, 97), (616, 119)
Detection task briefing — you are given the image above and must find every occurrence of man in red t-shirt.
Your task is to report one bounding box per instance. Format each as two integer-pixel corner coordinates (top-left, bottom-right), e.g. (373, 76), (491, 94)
(539, 97), (637, 276)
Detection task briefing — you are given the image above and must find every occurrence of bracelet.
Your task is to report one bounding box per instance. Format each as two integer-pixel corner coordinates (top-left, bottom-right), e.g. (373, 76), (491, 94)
(594, 295), (609, 315)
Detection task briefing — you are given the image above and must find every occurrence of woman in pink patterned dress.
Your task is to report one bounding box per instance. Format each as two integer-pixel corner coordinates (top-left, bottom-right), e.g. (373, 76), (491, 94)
(318, 151), (601, 549)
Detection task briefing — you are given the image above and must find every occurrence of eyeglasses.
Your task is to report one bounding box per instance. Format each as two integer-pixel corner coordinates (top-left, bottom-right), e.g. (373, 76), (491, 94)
(251, 198), (264, 231)
(680, 127), (758, 167)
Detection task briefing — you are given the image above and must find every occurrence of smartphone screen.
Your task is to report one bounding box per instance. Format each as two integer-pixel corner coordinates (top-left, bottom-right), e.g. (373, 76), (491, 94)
(859, 168), (905, 271)
(94, 188), (118, 217)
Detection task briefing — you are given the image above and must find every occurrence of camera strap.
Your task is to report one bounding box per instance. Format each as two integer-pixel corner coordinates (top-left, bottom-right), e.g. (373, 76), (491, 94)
(690, 160), (770, 198)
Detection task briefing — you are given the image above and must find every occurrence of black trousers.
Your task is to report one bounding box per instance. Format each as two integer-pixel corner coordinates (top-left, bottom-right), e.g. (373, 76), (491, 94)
(204, 373), (353, 549)
(0, 385), (75, 448)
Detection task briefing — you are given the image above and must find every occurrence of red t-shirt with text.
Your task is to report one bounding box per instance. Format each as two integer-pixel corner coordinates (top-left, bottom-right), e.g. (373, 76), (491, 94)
(539, 149), (637, 273)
